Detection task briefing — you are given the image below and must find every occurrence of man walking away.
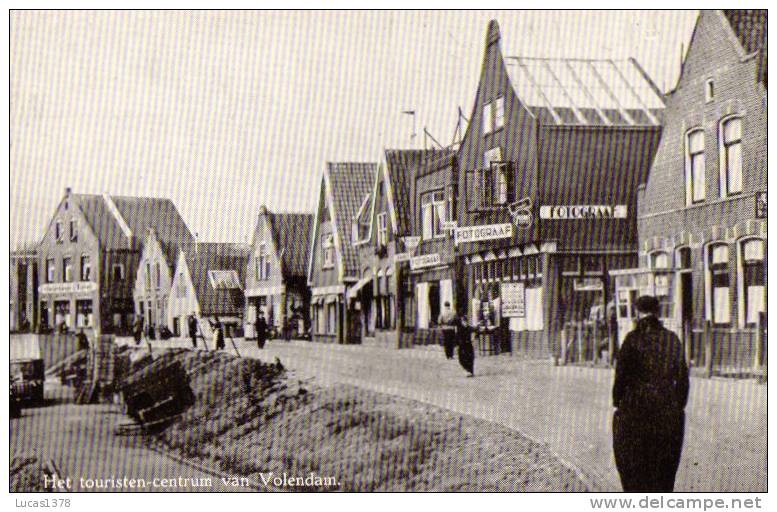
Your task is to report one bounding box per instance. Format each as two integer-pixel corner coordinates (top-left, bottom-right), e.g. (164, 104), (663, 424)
(188, 315), (199, 349)
(213, 317), (225, 350)
(612, 295), (689, 492)
(255, 311), (268, 349)
(438, 301), (456, 359)
(456, 315), (475, 377)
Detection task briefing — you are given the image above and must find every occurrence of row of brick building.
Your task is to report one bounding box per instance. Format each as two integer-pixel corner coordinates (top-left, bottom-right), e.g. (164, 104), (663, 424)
(11, 11), (766, 371)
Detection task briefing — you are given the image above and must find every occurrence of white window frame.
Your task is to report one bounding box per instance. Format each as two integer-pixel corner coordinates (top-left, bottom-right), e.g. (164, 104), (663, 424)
(80, 254), (91, 281)
(494, 96), (505, 131)
(719, 116), (743, 198)
(649, 251), (670, 270)
(377, 212), (388, 247)
(705, 79), (714, 103)
(421, 190), (446, 240)
(685, 129), (706, 205)
(322, 233), (335, 269)
(46, 258), (55, 283)
(63, 257), (73, 283)
(737, 237), (766, 328)
(55, 219), (63, 243)
(482, 96), (505, 136)
(154, 262), (161, 289)
(704, 243), (730, 325)
(482, 99), (494, 136)
(257, 242), (270, 280)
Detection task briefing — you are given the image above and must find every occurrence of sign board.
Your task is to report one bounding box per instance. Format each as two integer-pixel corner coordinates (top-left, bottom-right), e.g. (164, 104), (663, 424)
(455, 223), (513, 245)
(410, 253), (442, 270)
(394, 252), (413, 263)
(573, 278), (604, 292)
(39, 282), (98, 295)
(756, 192), (767, 219)
(500, 282), (526, 318)
(441, 220), (457, 231)
(539, 205), (627, 220)
(401, 236), (421, 251)
(508, 197), (533, 229)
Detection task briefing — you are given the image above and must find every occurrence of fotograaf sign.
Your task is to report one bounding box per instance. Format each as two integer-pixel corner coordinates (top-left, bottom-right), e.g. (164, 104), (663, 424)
(539, 205), (627, 220)
(455, 223), (513, 245)
(410, 253), (442, 270)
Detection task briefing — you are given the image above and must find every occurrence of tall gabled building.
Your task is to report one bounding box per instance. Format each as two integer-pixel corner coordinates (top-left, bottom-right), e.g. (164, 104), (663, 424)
(454, 20), (664, 358)
(244, 206), (313, 338)
(37, 188), (192, 334)
(307, 162), (377, 344)
(613, 10), (767, 372)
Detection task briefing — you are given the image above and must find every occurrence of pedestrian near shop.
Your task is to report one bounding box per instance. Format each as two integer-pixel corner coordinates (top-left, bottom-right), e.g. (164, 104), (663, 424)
(255, 311), (268, 349)
(76, 329), (90, 352)
(213, 317), (225, 350)
(438, 301), (456, 359)
(456, 315), (475, 377)
(132, 317), (144, 346)
(612, 295), (689, 492)
(188, 315), (199, 349)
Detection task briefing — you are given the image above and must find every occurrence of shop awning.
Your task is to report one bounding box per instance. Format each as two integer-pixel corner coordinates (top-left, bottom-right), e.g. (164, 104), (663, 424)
(325, 295), (339, 304)
(347, 269), (374, 300)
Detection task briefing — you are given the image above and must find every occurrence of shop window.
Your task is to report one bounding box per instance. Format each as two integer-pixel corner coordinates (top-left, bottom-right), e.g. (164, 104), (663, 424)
(421, 190), (446, 240)
(80, 255), (91, 281)
(63, 257), (73, 283)
(707, 244), (730, 325)
(112, 263), (125, 282)
(740, 239), (765, 327)
(650, 251), (670, 270)
(55, 219), (63, 243)
(76, 300), (93, 328)
(685, 129), (705, 204)
(46, 258), (55, 283)
(69, 219), (78, 242)
(54, 301), (71, 329)
(173, 317), (180, 337)
(322, 234), (335, 269)
(377, 212), (389, 247)
(720, 117), (743, 197)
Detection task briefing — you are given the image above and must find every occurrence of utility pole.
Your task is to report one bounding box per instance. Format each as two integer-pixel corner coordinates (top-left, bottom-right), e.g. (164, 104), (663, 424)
(402, 110), (416, 148)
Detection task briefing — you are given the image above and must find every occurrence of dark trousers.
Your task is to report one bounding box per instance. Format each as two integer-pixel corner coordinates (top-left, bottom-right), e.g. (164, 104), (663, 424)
(613, 409), (685, 492)
(442, 329), (456, 359)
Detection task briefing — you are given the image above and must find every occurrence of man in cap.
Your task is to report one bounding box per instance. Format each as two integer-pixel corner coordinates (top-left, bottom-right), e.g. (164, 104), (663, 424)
(612, 295), (689, 492)
(438, 301), (457, 359)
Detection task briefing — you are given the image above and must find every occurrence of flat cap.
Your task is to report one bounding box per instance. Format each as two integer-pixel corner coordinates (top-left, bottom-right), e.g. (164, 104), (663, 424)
(635, 295), (660, 315)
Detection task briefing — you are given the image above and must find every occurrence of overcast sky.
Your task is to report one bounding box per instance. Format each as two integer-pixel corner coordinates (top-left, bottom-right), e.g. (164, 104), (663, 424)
(10, 10), (698, 246)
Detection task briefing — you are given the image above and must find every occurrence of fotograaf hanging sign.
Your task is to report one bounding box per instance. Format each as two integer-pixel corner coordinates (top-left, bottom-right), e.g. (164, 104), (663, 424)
(539, 205), (627, 220)
(756, 192), (767, 219)
(410, 253), (441, 270)
(455, 223), (513, 245)
(39, 282), (98, 295)
(500, 282), (526, 318)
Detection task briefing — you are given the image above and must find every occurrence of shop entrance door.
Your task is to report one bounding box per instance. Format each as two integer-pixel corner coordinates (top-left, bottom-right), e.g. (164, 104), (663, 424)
(680, 271), (694, 361)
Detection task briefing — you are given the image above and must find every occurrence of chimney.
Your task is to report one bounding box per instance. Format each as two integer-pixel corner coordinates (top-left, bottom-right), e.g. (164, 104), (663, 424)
(65, 187), (72, 196)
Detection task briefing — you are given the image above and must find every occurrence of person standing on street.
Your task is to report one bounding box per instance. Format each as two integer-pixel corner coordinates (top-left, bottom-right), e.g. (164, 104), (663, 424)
(188, 315), (199, 349)
(612, 295), (689, 492)
(438, 301), (456, 359)
(213, 317), (225, 350)
(456, 315), (475, 377)
(255, 311), (268, 349)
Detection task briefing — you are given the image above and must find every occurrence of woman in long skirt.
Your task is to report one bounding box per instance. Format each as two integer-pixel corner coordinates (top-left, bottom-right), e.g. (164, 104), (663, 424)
(456, 317), (475, 377)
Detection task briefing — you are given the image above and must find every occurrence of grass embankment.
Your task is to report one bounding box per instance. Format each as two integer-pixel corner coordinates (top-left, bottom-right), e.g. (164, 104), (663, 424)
(144, 350), (586, 491)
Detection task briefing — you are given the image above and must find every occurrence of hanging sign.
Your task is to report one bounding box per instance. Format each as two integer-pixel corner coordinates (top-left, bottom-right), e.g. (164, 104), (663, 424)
(508, 197), (533, 229)
(410, 253), (442, 270)
(441, 220), (457, 231)
(455, 223), (513, 245)
(500, 282), (526, 318)
(394, 252), (413, 263)
(756, 192), (767, 219)
(539, 205), (628, 220)
(573, 278), (604, 292)
(402, 236), (421, 251)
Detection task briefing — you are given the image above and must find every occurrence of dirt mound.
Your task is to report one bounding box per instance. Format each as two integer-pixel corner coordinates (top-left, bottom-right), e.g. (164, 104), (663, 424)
(143, 350), (585, 491)
(10, 455), (49, 492)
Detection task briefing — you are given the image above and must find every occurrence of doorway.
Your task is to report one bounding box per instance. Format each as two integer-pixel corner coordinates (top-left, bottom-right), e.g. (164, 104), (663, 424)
(680, 271), (694, 362)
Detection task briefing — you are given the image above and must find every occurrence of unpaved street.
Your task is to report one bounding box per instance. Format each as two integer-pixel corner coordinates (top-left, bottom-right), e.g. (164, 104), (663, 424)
(206, 339), (766, 492)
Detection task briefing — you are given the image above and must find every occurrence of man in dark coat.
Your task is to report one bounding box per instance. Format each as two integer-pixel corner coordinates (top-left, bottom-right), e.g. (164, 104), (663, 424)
(188, 315), (199, 349)
(438, 301), (456, 359)
(612, 295), (689, 492)
(255, 311), (268, 349)
(212, 317), (225, 350)
(456, 316), (475, 377)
